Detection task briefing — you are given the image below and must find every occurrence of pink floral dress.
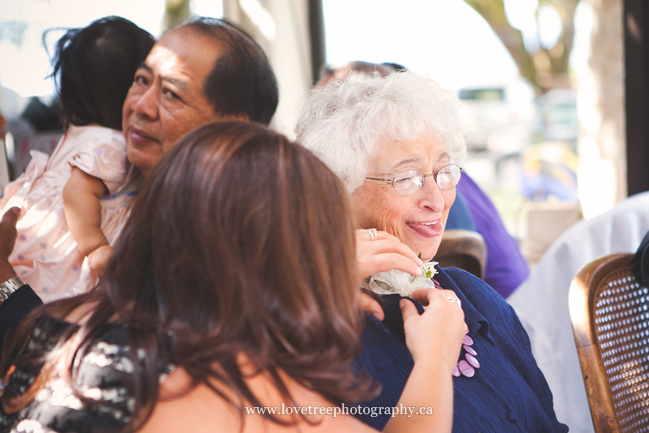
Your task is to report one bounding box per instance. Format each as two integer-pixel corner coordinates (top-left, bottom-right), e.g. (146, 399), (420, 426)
(1, 125), (135, 303)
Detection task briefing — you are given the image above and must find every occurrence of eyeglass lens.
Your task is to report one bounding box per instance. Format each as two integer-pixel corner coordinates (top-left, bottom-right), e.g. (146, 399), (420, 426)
(393, 164), (461, 195)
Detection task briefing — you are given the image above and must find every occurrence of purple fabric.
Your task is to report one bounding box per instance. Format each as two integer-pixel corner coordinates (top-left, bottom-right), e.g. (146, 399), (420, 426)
(457, 174), (529, 298)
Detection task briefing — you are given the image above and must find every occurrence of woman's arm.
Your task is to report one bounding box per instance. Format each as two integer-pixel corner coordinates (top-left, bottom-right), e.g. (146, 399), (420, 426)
(354, 228), (464, 432)
(63, 167), (112, 274)
(382, 288), (466, 433)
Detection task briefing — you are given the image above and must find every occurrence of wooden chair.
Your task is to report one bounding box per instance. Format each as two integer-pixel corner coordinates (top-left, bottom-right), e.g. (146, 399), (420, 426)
(569, 253), (649, 433)
(435, 229), (487, 280)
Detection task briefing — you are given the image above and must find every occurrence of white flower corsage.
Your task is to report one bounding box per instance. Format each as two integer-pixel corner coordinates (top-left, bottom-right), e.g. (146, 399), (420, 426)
(361, 260), (439, 298)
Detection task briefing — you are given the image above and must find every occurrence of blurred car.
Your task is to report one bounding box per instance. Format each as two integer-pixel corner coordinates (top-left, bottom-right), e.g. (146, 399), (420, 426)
(458, 79), (537, 152)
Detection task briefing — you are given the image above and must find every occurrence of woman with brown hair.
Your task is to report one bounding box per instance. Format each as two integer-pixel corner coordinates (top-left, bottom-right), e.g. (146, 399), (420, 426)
(0, 121), (466, 433)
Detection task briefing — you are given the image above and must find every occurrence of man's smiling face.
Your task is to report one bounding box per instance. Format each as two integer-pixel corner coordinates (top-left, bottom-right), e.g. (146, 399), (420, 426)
(122, 27), (225, 174)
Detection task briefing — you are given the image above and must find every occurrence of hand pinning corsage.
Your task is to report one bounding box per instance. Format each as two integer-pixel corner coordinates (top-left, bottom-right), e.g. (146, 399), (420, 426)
(361, 260), (439, 298)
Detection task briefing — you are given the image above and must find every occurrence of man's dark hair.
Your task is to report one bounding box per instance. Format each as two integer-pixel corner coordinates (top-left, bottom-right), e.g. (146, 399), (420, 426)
(49, 16), (155, 131)
(182, 17), (279, 125)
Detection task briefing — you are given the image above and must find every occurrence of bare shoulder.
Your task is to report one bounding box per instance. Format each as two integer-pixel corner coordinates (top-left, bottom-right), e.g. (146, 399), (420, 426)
(137, 367), (377, 433)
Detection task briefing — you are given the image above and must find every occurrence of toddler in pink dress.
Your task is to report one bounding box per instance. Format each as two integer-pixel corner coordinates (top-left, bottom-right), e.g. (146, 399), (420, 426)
(0, 17), (154, 302)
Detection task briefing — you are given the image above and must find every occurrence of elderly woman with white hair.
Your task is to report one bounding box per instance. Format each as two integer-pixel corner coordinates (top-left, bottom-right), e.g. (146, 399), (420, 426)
(295, 72), (568, 433)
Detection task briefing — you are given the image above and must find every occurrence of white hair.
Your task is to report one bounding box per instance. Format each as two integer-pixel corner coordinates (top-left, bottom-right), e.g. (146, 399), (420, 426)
(295, 71), (467, 191)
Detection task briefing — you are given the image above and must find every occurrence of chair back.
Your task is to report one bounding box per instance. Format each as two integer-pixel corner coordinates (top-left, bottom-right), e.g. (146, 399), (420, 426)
(436, 229), (487, 279)
(569, 253), (649, 433)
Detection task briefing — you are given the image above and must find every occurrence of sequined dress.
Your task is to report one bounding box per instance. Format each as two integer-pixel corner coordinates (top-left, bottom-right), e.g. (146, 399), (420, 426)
(0, 315), (173, 433)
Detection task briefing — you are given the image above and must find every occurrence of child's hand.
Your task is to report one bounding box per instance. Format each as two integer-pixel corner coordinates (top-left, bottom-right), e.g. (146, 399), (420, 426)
(88, 244), (113, 278)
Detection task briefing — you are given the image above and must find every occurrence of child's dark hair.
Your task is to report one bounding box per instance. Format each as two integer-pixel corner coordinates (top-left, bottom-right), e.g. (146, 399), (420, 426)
(49, 16), (155, 131)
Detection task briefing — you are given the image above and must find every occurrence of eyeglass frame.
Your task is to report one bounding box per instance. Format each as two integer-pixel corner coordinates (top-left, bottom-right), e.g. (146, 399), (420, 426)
(365, 163), (463, 196)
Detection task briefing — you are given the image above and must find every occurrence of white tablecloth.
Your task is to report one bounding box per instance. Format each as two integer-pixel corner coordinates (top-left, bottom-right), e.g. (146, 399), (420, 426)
(507, 191), (649, 433)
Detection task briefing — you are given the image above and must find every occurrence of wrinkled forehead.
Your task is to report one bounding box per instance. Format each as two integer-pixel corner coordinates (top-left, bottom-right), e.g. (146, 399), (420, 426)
(376, 134), (448, 162)
(140, 27), (223, 92)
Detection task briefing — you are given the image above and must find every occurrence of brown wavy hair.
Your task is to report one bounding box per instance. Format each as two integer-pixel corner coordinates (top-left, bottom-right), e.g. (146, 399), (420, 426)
(1, 121), (374, 429)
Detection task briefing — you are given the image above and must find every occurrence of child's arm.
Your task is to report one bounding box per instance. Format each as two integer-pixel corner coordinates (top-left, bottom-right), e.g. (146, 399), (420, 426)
(63, 167), (110, 258)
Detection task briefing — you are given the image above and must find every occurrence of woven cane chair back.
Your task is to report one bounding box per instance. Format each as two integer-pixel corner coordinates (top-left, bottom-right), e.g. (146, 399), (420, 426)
(569, 253), (649, 433)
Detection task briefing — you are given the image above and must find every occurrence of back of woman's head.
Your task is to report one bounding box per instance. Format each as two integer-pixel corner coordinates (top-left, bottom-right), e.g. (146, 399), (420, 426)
(50, 16), (155, 131)
(104, 120), (369, 408)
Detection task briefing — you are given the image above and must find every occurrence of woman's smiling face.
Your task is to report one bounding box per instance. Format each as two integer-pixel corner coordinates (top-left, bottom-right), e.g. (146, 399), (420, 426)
(352, 134), (456, 262)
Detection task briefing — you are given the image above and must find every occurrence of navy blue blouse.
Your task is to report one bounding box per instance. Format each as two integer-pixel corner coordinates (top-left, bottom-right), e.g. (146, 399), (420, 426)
(353, 266), (569, 432)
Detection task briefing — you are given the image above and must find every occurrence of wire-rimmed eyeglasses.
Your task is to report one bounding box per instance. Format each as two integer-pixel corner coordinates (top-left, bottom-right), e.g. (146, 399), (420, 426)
(365, 164), (463, 196)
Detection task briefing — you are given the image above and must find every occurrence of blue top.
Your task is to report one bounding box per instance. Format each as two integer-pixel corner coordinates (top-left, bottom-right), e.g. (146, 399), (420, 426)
(353, 266), (568, 432)
(445, 190), (476, 231)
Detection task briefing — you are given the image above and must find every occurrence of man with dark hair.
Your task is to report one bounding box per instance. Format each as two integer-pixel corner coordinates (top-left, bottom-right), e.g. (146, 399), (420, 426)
(186, 18), (278, 125)
(0, 17), (279, 347)
(124, 17), (278, 175)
